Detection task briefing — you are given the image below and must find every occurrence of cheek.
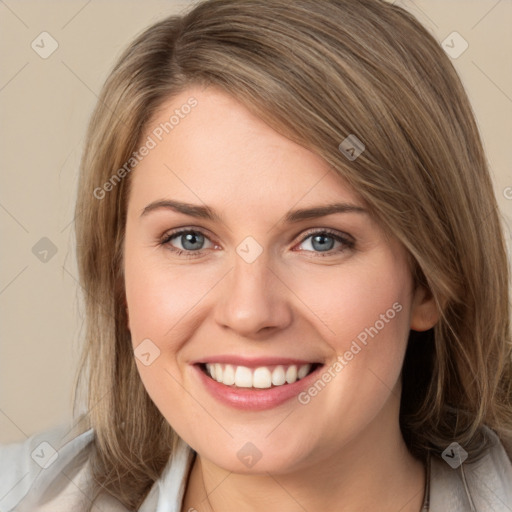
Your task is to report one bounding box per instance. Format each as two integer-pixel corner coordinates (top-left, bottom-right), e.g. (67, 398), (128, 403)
(289, 254), (412, 358)
(124, 249), (221, 348)
(291, 254), (413, 431)
(291, 253), (413, 420)
(123, 247), (216, 434)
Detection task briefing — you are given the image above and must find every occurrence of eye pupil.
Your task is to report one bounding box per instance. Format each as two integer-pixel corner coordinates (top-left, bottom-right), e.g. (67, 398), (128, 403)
(182, 232), (204, 250)
(312, 234), (334, 252)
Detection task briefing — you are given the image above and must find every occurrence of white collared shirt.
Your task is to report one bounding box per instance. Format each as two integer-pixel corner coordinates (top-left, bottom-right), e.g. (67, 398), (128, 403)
(1, 423), (511, 511)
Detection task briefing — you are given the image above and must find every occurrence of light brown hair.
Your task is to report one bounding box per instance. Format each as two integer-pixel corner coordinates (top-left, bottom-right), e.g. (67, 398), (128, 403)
(73, 0), (512, 507)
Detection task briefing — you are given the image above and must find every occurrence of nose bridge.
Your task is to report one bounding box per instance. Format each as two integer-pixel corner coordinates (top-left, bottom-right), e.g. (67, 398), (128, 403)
(214, 247), (291, 336)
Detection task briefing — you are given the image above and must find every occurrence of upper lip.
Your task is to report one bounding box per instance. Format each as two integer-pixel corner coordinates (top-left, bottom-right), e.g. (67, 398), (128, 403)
(191, 355), (323, 368)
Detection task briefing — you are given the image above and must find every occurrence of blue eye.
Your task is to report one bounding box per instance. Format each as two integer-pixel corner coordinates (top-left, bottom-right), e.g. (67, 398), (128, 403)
(297, 230), (354, 255)
(161, 230), (214, 257)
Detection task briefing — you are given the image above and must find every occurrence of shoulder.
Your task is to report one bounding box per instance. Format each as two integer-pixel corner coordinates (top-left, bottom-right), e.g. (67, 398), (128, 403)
(430, 427), (512, 511)
(0, 422), (195, 512)
(0, 421), (103, 511)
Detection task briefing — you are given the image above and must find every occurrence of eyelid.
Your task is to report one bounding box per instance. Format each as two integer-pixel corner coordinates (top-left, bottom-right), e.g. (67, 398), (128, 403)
(296, 227), (354, 245)
(160, 227), (216, 248)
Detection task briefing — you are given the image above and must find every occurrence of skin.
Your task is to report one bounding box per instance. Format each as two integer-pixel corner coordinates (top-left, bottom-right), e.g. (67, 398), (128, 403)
(124, 86), (439, 512)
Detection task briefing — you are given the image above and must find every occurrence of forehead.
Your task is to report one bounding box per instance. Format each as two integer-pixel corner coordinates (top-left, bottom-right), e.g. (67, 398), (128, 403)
(129, 86), (362, 212)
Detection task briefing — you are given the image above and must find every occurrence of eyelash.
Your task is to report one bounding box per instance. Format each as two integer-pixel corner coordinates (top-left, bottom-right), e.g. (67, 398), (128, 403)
(159, 227), (355, 259)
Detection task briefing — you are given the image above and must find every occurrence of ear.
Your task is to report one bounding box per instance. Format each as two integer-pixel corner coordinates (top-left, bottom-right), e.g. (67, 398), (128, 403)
(410, 285), (439, 331)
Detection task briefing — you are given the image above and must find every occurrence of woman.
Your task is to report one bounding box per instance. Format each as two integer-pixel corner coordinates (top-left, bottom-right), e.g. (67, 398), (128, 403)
(1, 0), (511, 510)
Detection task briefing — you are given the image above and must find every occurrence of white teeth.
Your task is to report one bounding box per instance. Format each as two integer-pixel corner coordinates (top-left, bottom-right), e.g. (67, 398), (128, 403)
(297, 363), (311, 379)
(253, 367), (272, 388)
(285, 365), (298, 384)
(214, 363), (223, 383)
(223, 364), (236, 385)
(271, 365), (286, 386)
(205, 363), (314, 388)
(234, 366), (253, 387)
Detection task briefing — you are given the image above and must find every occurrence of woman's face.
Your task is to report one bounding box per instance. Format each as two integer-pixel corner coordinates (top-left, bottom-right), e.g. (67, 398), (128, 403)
(124, 85), (436, 474)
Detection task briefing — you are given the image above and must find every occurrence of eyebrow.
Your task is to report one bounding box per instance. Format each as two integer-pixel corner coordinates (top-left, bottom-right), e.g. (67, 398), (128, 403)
(140, 199), (367, 223)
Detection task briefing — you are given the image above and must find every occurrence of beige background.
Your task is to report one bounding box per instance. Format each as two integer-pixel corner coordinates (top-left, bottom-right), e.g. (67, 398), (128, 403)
(1, 0), (511, 444)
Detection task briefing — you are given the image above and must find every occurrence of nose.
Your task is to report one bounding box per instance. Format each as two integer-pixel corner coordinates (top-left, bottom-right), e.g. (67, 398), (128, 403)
(213, 254), (293, 338)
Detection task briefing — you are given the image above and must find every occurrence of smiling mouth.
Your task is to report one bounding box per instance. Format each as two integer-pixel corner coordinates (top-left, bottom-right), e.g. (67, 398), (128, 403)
(198, 362), (321, 389)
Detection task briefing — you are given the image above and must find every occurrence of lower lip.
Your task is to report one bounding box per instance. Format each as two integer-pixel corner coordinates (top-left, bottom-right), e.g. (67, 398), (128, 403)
(193, 364), (324, 411)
